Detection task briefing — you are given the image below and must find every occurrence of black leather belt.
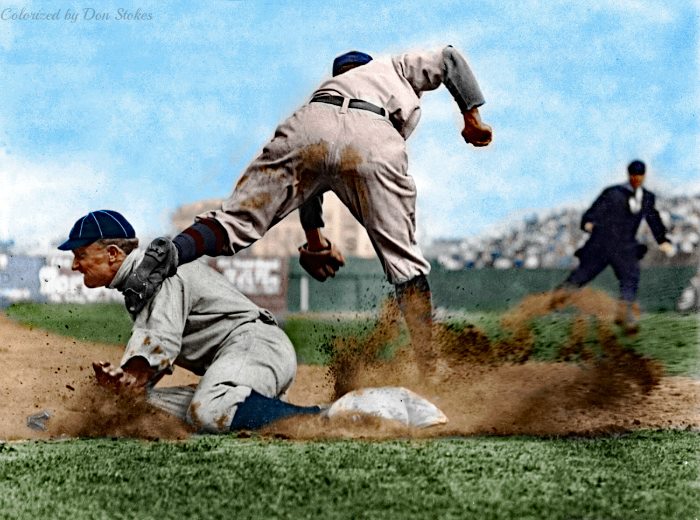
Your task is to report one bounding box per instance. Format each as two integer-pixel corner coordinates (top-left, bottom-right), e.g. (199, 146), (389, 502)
(310, 94), (386, 117)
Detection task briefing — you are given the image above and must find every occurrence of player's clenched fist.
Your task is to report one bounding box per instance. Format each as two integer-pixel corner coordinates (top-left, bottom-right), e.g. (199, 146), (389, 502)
(461, 107), (492, 147)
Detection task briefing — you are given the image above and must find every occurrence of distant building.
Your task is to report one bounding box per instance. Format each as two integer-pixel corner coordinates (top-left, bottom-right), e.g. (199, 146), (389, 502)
(171, 193), (376, 258)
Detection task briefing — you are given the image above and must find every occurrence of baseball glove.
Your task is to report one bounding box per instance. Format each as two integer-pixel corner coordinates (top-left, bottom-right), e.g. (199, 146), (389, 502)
(298, 241), (345, 282)
(123, 237), (179, 314)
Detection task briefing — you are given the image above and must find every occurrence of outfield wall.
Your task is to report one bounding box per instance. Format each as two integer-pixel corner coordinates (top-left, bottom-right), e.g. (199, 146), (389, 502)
(288, 258), (696, 313)
(1, 253), (695, 314)
(0, 253), (288, 316)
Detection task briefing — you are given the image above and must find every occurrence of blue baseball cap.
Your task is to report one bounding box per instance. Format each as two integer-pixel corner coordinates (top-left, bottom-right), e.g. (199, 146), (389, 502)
(58, 210), (135, 251)
(627, 160), (646, 175)
(332, 51), (373, 76)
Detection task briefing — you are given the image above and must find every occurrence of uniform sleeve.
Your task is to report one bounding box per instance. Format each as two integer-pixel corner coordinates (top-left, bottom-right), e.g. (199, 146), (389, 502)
(120, 275), (190, 376)
(392, 45), (485, 112)
(581, 189), (610, 230)
(299, 195), (325, 230)
(442, 46), (486, 112)
(643, 192), (669, 244)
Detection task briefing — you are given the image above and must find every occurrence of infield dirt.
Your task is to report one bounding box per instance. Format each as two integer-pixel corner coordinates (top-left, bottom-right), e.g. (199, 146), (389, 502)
(1, 288), (698, 441)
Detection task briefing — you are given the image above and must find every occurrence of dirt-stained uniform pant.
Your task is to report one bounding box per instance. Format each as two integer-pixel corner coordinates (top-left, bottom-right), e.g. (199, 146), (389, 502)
(148, 320), (297, 433)
(202, 102), (431, 285)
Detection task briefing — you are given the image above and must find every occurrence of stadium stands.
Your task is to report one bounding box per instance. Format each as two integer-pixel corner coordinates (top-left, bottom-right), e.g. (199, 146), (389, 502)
(427, 194), (700, 270)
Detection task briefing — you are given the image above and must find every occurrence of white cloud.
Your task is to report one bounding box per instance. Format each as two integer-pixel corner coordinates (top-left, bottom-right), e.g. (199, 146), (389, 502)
(0, 148), (170, 253)
(1, 1), (695, 251)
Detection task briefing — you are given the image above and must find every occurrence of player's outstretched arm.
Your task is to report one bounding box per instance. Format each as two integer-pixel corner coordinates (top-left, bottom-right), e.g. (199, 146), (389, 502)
(124, 218), (231, 314)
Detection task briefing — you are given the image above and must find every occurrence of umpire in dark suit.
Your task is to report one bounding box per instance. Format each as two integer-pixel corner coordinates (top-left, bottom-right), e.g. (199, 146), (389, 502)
(560, 160), (675, 332)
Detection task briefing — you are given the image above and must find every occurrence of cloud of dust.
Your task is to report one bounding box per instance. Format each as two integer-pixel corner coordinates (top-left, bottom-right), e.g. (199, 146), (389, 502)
(45, 287), (671, 441)
(269, 288), (666, 439)
(49, 373), (194, 440)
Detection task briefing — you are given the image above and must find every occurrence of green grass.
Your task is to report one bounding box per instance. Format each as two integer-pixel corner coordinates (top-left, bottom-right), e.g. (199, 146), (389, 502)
(624, 313), (700, 376)
(499, 313), (700, 376)
(5, 302), (133, 345)
(6, 303), (699, 375)
(2, 304), (699, 519)
(282, 314), (377, 365)
(0, 431), (697, 520)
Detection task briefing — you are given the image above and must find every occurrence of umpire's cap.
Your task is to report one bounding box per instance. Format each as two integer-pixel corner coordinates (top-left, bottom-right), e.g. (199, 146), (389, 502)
(627, 160), (646, 175)
(332, 51), (373, 76)
(58, 210), (135, 251)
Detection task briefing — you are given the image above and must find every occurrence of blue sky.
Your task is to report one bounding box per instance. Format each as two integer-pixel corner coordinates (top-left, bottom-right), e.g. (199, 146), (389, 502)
(1, 0), (698, 252)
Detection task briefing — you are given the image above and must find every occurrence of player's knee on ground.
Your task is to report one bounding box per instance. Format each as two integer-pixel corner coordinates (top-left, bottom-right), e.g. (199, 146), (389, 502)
(186, 384), (253, 433)
(187, 386), (322, 433)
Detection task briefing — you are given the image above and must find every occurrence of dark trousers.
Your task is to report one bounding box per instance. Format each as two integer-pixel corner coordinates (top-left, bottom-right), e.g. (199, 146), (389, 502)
(565, 242), (640, 302)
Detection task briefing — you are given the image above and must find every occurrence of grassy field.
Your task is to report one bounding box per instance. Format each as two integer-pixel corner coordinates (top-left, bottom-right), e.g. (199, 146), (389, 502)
(3, 303), (699, 519)
(5, 302), (133, 345)
(6, 302), (699, 375)
(1, 432), (698, 520)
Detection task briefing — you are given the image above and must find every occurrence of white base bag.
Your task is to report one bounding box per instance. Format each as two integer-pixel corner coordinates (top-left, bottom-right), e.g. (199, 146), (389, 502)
(325, 386), (448, 428)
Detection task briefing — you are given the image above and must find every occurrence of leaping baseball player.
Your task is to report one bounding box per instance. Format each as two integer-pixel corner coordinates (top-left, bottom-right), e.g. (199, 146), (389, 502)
(123, 45), (493, 377)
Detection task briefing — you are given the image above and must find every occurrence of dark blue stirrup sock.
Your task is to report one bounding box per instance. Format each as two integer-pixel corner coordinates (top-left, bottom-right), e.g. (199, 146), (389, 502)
(230, 390), (322, 431)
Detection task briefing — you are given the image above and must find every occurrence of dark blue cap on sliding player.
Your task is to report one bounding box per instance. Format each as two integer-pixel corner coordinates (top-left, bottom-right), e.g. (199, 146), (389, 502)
(58, 210), (135, 250)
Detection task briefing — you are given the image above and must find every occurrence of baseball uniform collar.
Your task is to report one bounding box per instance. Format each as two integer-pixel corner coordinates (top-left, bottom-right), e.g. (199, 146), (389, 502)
(109, 249), (145, 292)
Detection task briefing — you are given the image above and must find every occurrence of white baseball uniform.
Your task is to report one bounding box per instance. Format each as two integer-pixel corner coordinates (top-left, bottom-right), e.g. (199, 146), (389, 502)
(110, 250), (297, 432)
(200, 45), (485, 285)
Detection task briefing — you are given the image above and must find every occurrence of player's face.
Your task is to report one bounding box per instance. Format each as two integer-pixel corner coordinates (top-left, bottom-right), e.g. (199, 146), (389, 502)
(71, 243), (117, 288)
(629, 173), (645, 190)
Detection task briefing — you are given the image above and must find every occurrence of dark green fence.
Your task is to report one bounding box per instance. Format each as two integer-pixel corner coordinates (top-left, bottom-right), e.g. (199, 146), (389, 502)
(288, 259), (695, 313)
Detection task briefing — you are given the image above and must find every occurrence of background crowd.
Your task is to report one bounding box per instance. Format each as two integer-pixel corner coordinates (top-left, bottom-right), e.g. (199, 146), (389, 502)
(428, 193), (700, 270)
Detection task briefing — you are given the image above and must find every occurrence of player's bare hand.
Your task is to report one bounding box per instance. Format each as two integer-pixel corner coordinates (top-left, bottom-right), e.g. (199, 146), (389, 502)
(92, 361), (145, 396)
(298, 241), (346, 282)
(583, 222), (594, 233)
(461, 107), (492, 147)
(659, 241), (676, 258)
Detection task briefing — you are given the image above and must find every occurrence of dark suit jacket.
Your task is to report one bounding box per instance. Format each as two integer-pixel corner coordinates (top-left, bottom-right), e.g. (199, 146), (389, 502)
(579, 184), (668, 254)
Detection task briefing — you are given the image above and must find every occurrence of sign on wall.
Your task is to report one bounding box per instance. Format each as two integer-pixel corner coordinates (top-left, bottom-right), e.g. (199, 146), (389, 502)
(208, 257), (288, 316)
(1, 253), (289, 316)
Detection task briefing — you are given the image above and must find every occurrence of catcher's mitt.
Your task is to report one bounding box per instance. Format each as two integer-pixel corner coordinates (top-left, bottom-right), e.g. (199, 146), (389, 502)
(298, 241), (345, 282)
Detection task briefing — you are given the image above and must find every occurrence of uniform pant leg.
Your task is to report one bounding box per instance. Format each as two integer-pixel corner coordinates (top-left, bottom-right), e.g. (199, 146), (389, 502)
(608, 245), (641, 302)
(187, 321), (298, 433)
(327, 111), (431, 285)
(198, 106), (335, 253)
(565, 243), (609, 287)
(147, 386), (196, 422)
